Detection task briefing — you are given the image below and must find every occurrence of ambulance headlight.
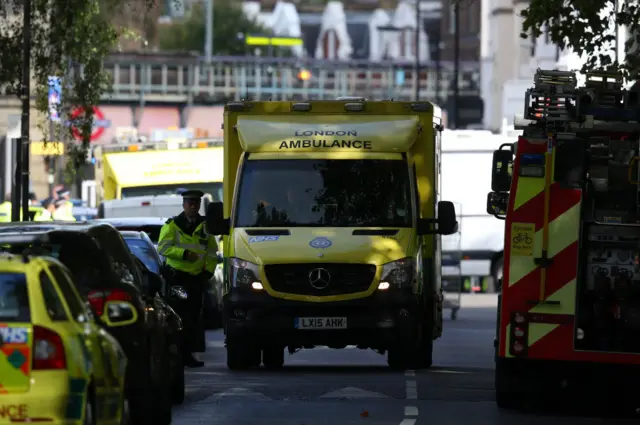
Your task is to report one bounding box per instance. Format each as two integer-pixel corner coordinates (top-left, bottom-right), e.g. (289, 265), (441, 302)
(228, 257), (262, 288)
(380, 258), (415, 288)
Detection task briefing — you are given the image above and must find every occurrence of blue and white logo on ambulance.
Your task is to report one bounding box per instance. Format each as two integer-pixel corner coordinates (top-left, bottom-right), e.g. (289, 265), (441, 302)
(309, 237), (332, 249)
(248, 236), (279, 243)
(0, 327), (28, 344)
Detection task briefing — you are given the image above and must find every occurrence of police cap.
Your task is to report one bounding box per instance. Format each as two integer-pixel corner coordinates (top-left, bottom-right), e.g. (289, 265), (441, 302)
(56, 188), (70, 197)
(41, 197), (55, 209)
(181, 190), (205, 201)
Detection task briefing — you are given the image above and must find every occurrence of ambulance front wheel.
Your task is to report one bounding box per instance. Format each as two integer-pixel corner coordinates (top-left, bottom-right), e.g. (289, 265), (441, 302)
(226, 339), (261, 370)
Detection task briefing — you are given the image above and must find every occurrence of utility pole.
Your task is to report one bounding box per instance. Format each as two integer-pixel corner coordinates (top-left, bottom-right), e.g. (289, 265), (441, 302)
(205, 0), (214, 64)
(13, 0), (32, 222)
(452, 0), (460, 129)
(414, 0), (421, 100)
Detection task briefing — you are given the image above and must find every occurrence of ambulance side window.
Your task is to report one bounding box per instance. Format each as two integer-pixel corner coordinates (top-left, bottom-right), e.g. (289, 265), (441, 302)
(49, 265), (87, 322)
(39, 271), (68, 321)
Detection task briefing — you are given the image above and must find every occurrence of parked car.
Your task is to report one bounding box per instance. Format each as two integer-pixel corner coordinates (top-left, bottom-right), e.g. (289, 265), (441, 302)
(0, 252), (129, 424)
(0, 222), (173, 425)
(96, 217), (223, 329)
(120, 230), (186, 404)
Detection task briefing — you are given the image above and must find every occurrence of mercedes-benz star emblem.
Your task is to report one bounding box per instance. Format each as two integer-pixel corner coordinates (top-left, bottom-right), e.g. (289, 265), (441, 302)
(308, 268), (331, 290)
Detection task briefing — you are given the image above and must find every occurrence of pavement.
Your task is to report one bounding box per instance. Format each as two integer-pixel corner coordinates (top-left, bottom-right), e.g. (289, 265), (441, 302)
(172, 293), (638, 425)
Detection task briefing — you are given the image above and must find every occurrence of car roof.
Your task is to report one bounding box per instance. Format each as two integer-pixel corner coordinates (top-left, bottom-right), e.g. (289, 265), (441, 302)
(0, 252), (62, 272)
(0, 221), (118, 235)
(93, 217), (167, 227)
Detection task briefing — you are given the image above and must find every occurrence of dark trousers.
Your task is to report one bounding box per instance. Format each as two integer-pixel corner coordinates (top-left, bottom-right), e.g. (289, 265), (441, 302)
(166, 268), (206, 354)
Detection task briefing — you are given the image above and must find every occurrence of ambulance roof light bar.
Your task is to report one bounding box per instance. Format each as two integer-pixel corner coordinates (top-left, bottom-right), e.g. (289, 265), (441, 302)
(100, 138), (223, 153)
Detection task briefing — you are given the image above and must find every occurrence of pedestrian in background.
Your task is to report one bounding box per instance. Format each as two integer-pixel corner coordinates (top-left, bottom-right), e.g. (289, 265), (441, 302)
(158, 190), (220, 368)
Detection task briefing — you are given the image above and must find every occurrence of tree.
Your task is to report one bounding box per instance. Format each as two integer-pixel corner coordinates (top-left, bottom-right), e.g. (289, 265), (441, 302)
(521, 1), (640, 76)
(158, 0), (270, 56)
(0, 0), (154, 171)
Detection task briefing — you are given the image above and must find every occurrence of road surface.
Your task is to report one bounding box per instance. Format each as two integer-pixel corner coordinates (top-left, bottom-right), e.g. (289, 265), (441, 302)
(173, 294), (637, 424)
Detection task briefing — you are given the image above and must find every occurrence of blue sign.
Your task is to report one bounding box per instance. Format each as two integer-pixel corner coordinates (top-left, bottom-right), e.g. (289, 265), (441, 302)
(309, 237), (332, 249)
(47, 76), (62, 122)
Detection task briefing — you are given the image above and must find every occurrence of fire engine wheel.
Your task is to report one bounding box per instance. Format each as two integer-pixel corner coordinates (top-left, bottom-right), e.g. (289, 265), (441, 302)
(495, 359), (525, 410)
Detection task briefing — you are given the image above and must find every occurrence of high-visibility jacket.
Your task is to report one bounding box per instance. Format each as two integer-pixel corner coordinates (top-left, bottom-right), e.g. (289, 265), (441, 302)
(52, 201), (76, 221)
(34, 209), (53, 221)
(0, 202), (40, 222)
(0, 202), (11, 222)
(157, 213), (219, 276)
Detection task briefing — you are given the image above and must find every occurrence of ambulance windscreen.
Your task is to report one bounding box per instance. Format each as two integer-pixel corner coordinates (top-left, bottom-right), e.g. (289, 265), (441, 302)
(235, 159), (412, 227)
(0, 273), (29, 322)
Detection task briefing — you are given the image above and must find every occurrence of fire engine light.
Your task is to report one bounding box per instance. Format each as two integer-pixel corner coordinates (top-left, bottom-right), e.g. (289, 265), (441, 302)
(514, 327), (525, 338)
(576, 328), (585, 340)
(512, 342), (525, 353)
(514, 313), (526, 324)
(127, 145), (139, 152)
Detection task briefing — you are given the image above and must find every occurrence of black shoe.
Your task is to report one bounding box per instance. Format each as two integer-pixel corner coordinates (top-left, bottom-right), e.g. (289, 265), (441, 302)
(184, 354), (204, 368)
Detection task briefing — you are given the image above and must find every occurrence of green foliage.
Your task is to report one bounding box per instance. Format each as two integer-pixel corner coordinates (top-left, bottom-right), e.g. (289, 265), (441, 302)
(159, 0), (275, 56)
(521, 0), (640, 77)
(0, 0), (152, 179)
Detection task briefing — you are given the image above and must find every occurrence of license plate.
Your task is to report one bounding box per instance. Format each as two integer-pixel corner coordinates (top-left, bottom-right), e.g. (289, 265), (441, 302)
(294, 317), (347, 329)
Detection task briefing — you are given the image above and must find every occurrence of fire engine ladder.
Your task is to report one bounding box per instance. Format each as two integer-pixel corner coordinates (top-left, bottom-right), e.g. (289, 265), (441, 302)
(523, 69), (580, 304)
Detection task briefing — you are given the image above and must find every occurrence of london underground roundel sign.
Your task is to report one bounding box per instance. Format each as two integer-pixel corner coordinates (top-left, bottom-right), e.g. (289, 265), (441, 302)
(70, 106), (110, 142)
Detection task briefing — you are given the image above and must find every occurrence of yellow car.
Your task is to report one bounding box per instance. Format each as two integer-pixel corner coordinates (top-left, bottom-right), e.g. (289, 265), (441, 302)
(0, 253), (130, 424)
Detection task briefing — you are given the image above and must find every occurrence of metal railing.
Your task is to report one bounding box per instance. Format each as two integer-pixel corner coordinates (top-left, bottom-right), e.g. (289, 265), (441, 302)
(101, 53), (481, 103)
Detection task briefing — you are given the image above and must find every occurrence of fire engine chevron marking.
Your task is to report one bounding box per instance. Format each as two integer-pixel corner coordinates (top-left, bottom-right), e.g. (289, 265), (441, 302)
(508, 203), (581, 286)
(529, 279), (577, 315)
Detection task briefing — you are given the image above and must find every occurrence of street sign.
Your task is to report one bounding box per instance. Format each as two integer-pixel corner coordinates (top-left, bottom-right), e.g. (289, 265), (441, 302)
(69, 106), (111, 141)
(47, 76), (62, 122)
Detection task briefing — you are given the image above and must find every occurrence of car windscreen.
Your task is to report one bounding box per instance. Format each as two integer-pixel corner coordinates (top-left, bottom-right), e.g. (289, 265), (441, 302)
(0, 273), (30, 322)
(235, 159), (413, 227)
(124, 238), (160, 275)
(121, 183), (223, 202)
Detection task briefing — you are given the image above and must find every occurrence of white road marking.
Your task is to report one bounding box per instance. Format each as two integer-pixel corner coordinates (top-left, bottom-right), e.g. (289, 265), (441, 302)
(405, 380), (417, 399)
(206, 341), (359, 349)
(399, 419), (416, 425)
(404, 370), (416, 377)
(209, 387), (271, 400)
(404, 406), (419, 417)
(319, 387), (391, 399)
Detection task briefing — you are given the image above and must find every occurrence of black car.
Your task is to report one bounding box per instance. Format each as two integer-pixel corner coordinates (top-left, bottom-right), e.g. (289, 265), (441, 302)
(0, 222), (173, 425)
(96, 216), (223, 329)
(121, 230), (186, 404)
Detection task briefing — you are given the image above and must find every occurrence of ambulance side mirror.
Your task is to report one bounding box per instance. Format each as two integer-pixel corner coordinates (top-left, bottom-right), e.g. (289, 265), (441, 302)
(491, 149), (513, 192)
(436, 201), (458, 235)
(206, 202), (229, 235)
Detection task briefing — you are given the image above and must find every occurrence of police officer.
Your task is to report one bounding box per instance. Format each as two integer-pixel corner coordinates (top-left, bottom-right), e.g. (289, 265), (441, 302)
(52, 188), (75, 221)
(35, 197), (56, 221)
(158, 190), (219, 368)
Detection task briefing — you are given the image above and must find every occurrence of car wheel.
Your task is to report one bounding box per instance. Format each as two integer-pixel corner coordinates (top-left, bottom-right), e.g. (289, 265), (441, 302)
(171, 350), (186, 405)
(153, 353), (173, 425)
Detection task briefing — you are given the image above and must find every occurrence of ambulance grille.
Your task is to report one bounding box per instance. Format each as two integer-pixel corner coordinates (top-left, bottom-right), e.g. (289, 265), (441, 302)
(264, 263), (376, 295)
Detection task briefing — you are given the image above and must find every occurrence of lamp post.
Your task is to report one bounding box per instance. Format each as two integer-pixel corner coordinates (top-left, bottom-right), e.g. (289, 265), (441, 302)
(415, 0), (422, 101)
(452, 0), (460, 128)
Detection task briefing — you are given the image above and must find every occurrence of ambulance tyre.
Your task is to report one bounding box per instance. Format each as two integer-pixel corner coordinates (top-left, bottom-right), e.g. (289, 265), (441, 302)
(226, 340), (260, 370)
(262, 346), (285, 370)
